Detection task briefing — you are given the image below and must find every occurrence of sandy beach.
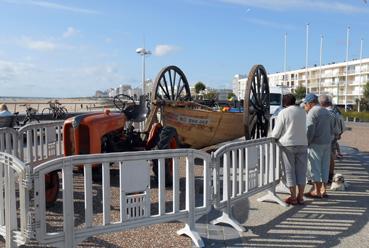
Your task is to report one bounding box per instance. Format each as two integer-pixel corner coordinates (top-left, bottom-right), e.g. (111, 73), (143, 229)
(0, 97), (112, 114)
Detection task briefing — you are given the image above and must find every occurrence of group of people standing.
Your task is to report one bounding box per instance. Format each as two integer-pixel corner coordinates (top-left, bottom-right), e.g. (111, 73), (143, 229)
(272, 93), (345, 205)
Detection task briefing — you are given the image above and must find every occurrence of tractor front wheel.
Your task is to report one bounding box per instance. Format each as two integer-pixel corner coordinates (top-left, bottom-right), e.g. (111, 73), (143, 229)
(45, 171), (60, 208)
(152, 126), (179, 187)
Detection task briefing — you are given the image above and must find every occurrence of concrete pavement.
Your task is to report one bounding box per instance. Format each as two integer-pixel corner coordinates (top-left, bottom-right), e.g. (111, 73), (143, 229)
(195, 146), (369, 248)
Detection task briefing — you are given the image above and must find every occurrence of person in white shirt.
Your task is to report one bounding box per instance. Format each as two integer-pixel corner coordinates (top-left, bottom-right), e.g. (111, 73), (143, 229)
(0, 104), (12, 117)
(272, 94), (308, 205)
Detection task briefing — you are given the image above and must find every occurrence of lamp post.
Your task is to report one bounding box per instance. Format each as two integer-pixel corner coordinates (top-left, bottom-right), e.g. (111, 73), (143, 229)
(136, 47), (151, 95)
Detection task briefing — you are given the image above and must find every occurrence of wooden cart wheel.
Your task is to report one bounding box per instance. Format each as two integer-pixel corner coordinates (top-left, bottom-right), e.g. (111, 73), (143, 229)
(151, 65), (191, 102)
(243, 64), (270, 140)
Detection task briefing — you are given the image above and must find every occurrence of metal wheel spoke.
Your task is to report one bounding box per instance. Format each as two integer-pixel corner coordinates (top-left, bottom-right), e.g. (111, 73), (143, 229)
(169, 70), (175, 98)
(250, 83), (260, 106)
(162, 74), (171, 100)
(256, 70), (261, 99)
(158, 81), (171, 100)
(176, 84), (185, 100)
(175, 78), (183, 100)
(173, 70), (177, 97)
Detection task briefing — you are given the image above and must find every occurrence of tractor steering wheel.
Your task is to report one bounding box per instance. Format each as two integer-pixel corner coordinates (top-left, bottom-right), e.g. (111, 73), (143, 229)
(113, 94), (136, 112)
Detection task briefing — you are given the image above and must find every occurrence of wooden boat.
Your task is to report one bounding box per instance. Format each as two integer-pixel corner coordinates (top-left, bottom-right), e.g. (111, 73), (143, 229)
(161, 102), (243, 149)
(147, 65), (270, 149)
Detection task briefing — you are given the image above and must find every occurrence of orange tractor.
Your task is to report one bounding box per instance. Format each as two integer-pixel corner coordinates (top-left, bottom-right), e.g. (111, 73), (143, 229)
(44, 65), (269, 207)
(62, 94), (180, 182)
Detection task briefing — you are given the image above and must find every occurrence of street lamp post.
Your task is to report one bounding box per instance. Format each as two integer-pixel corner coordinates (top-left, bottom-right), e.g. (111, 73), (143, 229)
(136, 47), (151, 95)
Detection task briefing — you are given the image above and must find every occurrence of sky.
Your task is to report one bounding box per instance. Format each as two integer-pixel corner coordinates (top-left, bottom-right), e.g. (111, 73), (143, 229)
(0, 0), (369, 97)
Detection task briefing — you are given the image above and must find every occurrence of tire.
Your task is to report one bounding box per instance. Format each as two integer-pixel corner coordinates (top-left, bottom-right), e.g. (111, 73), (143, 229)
(61, 107), (68, 119)
(152, 126), (179, 187)
(42, 108), (52, 115)
(45, 171), (60, 208)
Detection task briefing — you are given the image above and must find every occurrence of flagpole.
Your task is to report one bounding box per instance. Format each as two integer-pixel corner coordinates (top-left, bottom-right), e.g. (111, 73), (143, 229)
(359, 38), (363, 112)
(344, 26), (350, 112)
(305, 24), (309, 94)
(284, 32), (287, 86)
(319, 35), (323, 95)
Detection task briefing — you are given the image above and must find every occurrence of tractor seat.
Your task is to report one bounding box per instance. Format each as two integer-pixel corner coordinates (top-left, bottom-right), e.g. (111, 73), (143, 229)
(123, 95), (149, 122)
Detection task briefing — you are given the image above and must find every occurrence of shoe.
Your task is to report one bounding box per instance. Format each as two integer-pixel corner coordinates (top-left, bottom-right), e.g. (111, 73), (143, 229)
(285, 196), (298, 205)
(336, 154), (343, 159)
(321, 193), (329, 198)
(304, 192), (322, 199)
(297, 198), (305, 205)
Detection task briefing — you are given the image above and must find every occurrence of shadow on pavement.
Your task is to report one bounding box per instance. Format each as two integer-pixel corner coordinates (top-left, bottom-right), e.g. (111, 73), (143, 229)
(232, 147), (369, 248)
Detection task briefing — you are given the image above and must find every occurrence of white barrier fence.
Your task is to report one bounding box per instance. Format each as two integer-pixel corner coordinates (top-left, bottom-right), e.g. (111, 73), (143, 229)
(0, 153), (31, 248)
(211, 138), (286, 232)
(0, 121), (64, 165)
(0, 137), (285, 248)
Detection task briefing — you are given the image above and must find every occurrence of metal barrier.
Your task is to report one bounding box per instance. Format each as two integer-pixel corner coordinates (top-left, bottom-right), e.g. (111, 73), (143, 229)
(32, 149), (210, 247)
(0, 153), (31, 248)
(211, 138), (286, 231)
(0, 128), (19, 157)
(0, 121), (64, 166)
(18, 121), (64, 165)
(0, 137), (285, 247)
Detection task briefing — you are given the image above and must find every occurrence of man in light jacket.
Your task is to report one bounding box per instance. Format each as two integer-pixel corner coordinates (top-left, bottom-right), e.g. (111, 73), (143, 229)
(272, 94), (308, 205)
(304, 93), (334, 198)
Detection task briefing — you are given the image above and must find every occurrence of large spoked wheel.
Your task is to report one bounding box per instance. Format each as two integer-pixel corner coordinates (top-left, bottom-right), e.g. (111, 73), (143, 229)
(45, 171), (60, 208)
(152, 126), (179, 187)
(244, 64), (270, 140)
(113, 94), (136, 112)
(151, 65), (191, 102)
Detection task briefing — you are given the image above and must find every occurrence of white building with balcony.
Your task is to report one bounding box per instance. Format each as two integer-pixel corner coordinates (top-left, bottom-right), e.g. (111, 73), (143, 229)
(233, 58), (369, 105)
(268, 58), (369, 105)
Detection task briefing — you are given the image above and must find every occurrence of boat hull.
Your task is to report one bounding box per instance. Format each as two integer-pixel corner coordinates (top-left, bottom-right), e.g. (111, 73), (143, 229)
(162, 106), (244, 149)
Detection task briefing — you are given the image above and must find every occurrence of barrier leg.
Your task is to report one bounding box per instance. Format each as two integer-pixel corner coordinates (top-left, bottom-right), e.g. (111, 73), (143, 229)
(257, 190), (287, 207)
(211, 211), (246, 232)
(177, 224), (204, 248)
(275, 180), (290, 194)
(177, 157), (204, 248)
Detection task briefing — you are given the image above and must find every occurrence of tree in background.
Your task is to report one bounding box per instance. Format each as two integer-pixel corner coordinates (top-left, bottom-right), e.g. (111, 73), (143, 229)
(204, 91), (218, 100)
(359, 81), (369, 111)
(293, 86), (306, 100)
(363, 81), (369, 99)
(227, 92), (236, 100)
(194, 82), (206, 94)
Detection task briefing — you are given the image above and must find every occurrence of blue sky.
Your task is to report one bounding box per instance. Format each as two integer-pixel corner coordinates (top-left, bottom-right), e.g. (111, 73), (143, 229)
(0, 0), (369, 97)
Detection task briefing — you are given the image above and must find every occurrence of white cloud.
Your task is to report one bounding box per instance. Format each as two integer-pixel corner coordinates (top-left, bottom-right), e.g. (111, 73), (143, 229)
(0, 59), (35, 85)
(0, 60), (125, 97)
(219, 0), (369, 14)
(154, 45), (180, 56)
(63, 27), (79, 38)
(1, 0), (100, 14)
(19, 37), (58, 51)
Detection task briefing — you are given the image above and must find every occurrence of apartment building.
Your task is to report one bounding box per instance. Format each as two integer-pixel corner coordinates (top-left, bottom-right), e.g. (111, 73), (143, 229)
(268, 58), (369, 105)
(232, 58), (369, 105)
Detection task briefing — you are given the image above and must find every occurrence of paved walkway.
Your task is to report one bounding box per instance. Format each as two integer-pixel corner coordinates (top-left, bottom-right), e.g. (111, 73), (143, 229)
(195, 146), (369, 248)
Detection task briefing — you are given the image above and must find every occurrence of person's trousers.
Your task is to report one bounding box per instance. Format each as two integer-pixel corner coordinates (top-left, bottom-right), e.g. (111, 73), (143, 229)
(308, 143), (331, 183)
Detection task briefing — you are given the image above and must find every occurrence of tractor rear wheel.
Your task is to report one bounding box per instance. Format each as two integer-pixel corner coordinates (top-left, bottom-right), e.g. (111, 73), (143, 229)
(45, 171), (60, 208)
(152, 126), (179, 187)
